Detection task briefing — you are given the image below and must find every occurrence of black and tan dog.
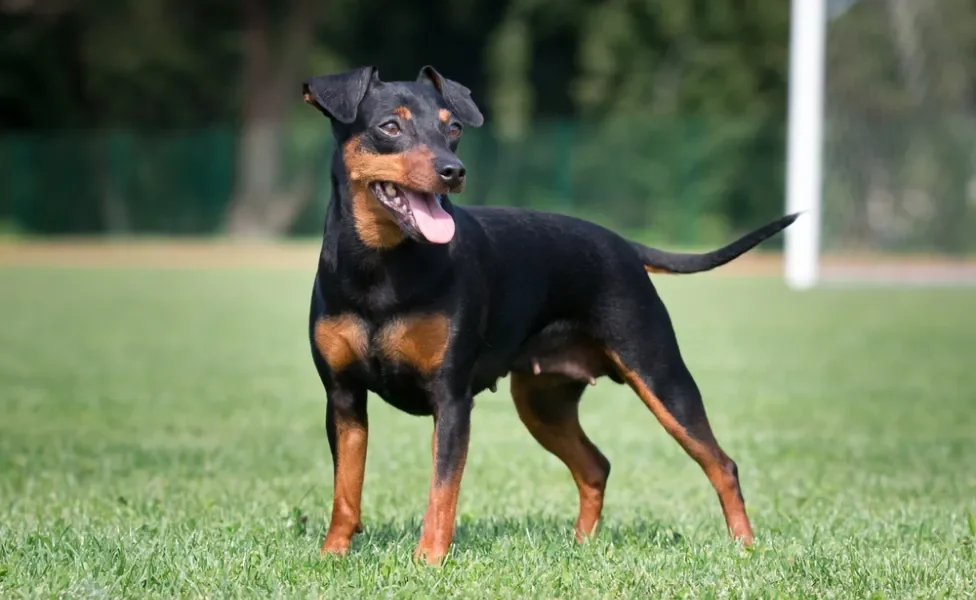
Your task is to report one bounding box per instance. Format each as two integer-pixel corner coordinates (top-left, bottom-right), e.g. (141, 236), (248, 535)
(303, 65), (797, 564)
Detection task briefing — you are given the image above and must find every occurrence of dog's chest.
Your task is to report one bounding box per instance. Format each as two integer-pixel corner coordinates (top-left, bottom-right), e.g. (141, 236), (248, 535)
(313, 312), (450, 404)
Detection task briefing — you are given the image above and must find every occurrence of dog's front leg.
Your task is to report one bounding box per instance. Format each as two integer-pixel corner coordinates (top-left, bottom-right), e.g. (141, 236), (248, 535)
(321, 382), (368, 556)
(414, 394), (473, 565)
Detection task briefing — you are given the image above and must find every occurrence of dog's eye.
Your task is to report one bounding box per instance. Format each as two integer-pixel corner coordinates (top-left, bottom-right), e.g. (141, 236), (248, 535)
(448, 123), (462, 138)
(379, 121), (401, 136)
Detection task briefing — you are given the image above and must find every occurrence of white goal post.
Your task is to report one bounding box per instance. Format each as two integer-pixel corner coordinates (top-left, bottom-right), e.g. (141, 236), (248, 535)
(784, 0), (827, 290)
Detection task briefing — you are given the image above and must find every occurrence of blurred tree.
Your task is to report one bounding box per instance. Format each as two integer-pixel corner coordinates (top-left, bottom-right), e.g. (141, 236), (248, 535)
(887, 0), (976, 253)
(4, 0), (897, 242)
(223, 0), (323, 237)
(0, 0), (239, 233)
(825, 0), (976, 252)
(568, 0), (789, 237)
(0, 0), (236, 129)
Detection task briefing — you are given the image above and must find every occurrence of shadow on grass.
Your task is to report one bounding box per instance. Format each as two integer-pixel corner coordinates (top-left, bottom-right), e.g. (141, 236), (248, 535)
(312, 515), (685, 555)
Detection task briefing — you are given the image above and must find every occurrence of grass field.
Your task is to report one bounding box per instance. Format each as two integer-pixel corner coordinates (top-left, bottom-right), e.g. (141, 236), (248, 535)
(1, 249), (975, 598)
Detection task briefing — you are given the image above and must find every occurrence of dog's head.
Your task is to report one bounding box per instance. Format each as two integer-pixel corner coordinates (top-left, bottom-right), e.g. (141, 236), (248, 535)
(303, 66), (483, 248)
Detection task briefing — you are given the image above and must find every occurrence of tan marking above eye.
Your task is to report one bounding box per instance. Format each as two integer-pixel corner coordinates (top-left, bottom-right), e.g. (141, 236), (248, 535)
(393, 106), (412, 120)
(438, 109), (451, 123)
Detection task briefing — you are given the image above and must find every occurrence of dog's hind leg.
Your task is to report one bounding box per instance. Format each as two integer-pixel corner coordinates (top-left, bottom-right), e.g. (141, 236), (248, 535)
(604, 301), (755, 545)
(511, 373), (611, 542)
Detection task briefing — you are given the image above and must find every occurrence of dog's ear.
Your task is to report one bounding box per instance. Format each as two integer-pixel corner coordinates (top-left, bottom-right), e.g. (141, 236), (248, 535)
(303, 66), (378, 124)
(417, 65), (484, 127)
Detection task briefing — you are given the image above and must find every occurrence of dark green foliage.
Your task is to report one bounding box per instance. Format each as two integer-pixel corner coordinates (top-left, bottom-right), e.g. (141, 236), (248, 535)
(0, 0), (793, 240)
(0, 0), (972, 247)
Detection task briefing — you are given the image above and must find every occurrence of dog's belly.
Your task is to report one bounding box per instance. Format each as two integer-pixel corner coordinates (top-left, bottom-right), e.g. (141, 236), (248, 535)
(370, 356), (503, 413)
(352, 361), (436, 416)
(470, 323), (624, 393)
(470, 359), (508, 396)
(373, 380), (435, 416)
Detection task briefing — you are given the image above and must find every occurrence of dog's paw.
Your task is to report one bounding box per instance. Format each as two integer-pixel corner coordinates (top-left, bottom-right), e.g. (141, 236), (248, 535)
(412, 543), (448, 566)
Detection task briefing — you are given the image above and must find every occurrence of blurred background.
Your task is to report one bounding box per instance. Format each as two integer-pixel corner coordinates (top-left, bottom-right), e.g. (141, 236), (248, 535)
(0, 0), (974, 258)
(2, 5), (976, 595)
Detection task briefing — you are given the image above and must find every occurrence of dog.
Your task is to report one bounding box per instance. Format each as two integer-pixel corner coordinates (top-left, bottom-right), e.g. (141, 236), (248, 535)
(303, 65), (797, 564)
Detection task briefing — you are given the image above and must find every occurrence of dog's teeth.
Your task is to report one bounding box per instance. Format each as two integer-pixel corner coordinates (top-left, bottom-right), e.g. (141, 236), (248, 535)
(384, 183), (396, 197)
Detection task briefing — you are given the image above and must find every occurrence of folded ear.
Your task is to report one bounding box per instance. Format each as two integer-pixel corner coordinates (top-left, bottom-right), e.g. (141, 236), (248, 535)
(302, 66), (377, 124)
(416, 65), (484, 127)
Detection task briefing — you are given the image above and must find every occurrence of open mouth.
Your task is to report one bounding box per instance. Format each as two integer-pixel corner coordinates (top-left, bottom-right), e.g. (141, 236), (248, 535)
(370, 182), (456, 244)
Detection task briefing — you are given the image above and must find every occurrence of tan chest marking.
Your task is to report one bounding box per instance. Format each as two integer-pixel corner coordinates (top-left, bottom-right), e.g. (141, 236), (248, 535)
(378, 314), (451, 374)
(314, 315), (368, 373)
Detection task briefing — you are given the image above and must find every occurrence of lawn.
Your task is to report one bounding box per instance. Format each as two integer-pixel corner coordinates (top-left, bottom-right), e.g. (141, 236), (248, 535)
(1, 260), (974, 598)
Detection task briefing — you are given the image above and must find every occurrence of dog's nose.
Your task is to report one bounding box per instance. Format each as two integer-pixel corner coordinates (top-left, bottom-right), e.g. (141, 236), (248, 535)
(435, 158), (466, 188)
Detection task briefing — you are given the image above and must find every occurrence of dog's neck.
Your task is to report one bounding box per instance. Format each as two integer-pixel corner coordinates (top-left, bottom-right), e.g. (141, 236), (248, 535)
(319, 165), (458, 314)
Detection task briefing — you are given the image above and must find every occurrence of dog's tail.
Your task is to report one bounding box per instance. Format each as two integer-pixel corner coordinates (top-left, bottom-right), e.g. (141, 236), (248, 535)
(633, 213), (800, 275)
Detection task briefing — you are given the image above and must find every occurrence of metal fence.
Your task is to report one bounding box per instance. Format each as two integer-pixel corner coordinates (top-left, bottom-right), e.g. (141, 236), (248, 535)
(0, 119), (786, 248)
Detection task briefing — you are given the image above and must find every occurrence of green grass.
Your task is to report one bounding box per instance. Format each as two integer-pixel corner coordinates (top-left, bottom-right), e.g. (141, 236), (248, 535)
(1, 265), (974, 598)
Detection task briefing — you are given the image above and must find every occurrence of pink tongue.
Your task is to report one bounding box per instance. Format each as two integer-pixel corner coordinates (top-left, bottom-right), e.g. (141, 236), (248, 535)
(403, 189), (455, 243)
